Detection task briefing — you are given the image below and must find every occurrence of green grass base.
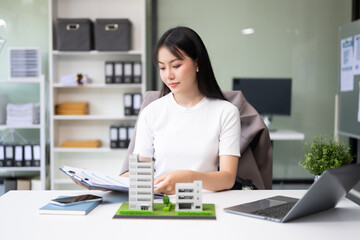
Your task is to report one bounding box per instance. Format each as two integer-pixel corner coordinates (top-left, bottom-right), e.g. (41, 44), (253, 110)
(114, 202), (216, 220)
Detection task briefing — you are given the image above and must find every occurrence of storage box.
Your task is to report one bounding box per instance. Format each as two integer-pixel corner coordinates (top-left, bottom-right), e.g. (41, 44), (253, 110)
(95, 19), (131, 51)
(56, 18), (93, 51)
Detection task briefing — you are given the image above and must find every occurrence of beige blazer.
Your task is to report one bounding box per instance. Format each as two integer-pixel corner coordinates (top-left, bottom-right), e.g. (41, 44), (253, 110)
(120, 91), (273, 189)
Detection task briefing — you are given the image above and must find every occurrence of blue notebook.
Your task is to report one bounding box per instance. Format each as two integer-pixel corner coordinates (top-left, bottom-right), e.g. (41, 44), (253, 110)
(39, 198), (101, 215)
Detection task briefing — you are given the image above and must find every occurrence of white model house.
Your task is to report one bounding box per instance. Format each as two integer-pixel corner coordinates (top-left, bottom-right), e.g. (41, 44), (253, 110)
(128, 154), (154, 211)
(175, 181), (202, 211)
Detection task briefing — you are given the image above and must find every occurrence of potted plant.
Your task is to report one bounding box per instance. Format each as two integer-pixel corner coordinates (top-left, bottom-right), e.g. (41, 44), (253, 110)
(299, 135), (354, 180)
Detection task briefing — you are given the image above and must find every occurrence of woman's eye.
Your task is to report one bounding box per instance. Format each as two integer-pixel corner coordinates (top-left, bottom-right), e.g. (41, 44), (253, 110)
(173, 65), (181, 69)
(159, 67), (165, 70)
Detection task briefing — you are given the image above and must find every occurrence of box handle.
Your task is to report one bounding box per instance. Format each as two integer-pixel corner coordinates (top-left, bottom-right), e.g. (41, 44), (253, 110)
(66, 24), (80, 31)
(105, 24), (118, 31)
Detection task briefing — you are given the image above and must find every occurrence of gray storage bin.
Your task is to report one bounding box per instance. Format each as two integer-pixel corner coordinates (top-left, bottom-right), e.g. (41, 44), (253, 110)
(95, 19), (131, 51)
(56, 18), (93, 51)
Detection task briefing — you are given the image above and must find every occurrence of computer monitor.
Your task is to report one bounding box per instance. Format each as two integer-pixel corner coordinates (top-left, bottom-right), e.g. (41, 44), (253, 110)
(233, 78), (292, 129)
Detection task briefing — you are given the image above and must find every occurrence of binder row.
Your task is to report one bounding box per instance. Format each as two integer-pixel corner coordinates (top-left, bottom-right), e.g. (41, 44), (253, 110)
(110, 125), (134, 149)
(124, 93), (142, 116)
(0, 144), (41, 167)
(105, 61), (142, 84)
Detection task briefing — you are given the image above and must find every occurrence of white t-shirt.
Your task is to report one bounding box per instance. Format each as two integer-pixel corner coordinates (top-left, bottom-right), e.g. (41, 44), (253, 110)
(133, 93), (241, 179)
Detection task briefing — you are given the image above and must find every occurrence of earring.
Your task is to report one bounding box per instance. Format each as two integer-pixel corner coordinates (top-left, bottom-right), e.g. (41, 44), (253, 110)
(196, 67), (199, 72)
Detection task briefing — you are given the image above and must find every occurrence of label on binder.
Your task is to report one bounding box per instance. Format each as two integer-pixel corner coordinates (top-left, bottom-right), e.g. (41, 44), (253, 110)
(133, 94), (142, 115)
(33, 145), (41, 167)
(33, 145), (40, 160)
(0, 146), (4, 160)
(124, 63), (132, 83)
(14, 146), (23, 167)
(24, 145), (32, 167)
(114, 62), (123, 83)
(5, 146), (13, 158)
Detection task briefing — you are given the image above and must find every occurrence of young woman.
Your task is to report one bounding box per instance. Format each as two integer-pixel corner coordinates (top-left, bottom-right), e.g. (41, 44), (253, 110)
(128, 26), (241, 195)
(73, 27), (241, 194)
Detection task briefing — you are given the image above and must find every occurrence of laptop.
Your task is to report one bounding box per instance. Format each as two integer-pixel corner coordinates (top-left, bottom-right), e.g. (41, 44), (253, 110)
(224, 163), (360, 223)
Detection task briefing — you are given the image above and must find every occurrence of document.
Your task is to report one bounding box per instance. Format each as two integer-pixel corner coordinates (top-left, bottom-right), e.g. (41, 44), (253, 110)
(358, 82), (360, 123)
(60, 166), (129, 192)
(354, 34), (360, 75)
(340, 37), (354, 92)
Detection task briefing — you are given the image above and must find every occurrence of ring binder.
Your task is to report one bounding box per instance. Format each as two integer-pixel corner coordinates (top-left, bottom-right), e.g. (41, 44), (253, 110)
(14, 145), (24, 167)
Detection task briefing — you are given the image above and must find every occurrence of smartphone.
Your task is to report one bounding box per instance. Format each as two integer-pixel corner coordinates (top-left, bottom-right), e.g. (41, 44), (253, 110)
(50, 194), (102, 206)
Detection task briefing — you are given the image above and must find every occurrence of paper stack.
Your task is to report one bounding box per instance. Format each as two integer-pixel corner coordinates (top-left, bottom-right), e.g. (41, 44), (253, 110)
(55, 102), (89, 115)
(60, 74), (88, 86)
(6, 103), (40, 125)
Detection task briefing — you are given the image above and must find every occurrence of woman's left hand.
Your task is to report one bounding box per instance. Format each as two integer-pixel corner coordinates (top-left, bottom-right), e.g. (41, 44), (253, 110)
(154, 170), (194, 195)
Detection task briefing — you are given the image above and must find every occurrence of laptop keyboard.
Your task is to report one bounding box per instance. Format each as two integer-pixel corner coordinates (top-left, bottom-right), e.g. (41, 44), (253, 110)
(252, 201), (298, 219)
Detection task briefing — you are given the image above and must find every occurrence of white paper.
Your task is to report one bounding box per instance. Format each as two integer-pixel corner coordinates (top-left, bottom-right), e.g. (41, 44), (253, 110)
(340, 37), (354, 92)
(61, 166), (129, 190)
(354, 34), (360, 75)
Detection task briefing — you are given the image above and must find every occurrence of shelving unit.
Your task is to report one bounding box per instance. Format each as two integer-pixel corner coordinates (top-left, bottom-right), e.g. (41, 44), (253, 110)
(0, 76), (46, 190)
(49, 0), (147, 189)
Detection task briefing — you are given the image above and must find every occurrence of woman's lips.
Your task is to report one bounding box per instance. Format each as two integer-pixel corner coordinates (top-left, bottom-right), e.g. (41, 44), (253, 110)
(168, 83), (179, 88)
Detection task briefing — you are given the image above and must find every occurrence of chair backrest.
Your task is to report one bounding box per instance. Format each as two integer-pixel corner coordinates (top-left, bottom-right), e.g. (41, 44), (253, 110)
(120, 91), (273, 189)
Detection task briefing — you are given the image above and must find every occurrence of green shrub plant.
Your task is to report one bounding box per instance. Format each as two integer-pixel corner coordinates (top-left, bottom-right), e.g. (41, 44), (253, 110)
(299, 135), (353, 176)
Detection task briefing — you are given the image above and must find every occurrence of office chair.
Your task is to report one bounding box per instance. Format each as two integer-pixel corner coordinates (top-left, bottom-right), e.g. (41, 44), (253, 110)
(120, 91), (273, 189)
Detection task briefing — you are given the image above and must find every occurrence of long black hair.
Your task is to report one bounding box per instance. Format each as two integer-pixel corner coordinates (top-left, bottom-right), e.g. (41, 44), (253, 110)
(153, 26), (226, 101)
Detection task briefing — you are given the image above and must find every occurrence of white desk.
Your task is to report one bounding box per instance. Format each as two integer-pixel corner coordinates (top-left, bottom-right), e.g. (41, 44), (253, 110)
(0, 190), (359, 240)
(270, 129), (305, 141)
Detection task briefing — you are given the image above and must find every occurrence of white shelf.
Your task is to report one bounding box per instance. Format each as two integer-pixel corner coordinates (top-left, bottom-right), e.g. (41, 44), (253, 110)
(53, 115), (137, 120)
(0, 124), (43, 130)
(0, 77), (43, 83)
(0, 167), (41, 172)
(53, 83), (142, 88)
(52, 50), (142, 56)
(54, 147), (127, 153)
(49, 0), (146, 190)
(0, 76), (46, 189)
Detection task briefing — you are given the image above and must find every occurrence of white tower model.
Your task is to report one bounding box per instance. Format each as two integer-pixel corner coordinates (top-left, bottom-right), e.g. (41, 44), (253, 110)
(175, 181), (202, 211)
(128, 154), (154, 211)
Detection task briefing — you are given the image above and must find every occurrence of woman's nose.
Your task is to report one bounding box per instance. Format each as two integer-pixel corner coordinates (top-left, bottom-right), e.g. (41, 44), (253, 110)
(167, 69), (175, 80)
